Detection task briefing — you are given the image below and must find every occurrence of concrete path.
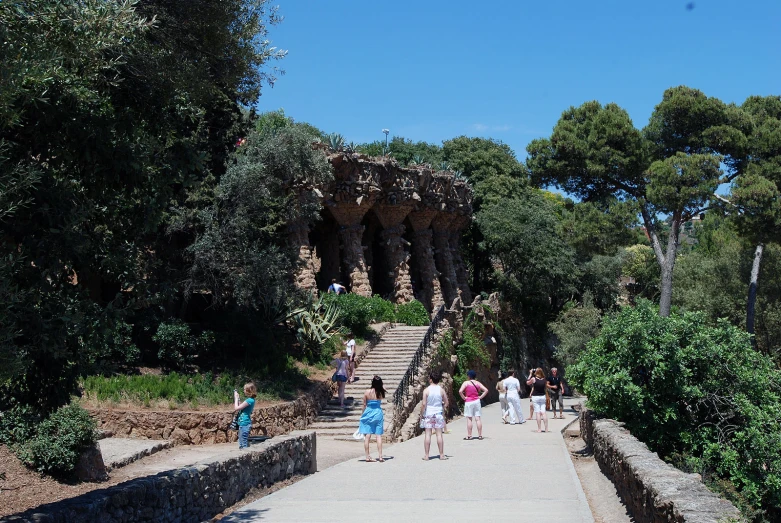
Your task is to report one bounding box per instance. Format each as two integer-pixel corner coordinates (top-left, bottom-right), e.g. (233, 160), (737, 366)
(225, 399), (593, 522)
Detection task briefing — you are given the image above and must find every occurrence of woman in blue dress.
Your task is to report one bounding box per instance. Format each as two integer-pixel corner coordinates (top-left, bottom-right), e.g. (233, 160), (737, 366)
(359, 375), (386, 462)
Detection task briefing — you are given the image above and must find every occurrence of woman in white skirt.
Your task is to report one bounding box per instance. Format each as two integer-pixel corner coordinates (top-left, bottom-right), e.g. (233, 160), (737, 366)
(496, 371), (509, 423)
(527, 367), (549, 432)
(502, 370), (525, 425)
(420, 371), (449, 460)
(458, 370), (488, 440)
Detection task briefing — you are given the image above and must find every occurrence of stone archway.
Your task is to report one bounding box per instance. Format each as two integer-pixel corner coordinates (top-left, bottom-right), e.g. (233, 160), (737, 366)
(361, 210), (394, 298)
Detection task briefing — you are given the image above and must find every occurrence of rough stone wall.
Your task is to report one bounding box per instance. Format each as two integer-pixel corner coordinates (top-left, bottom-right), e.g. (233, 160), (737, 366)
(449, 229), (472, 304)
(580, 408), (741, 523)
(288, 221), (318, 292)
(2, 432), (316, 523)
(432, 227), (458, 304)
(410, 228), (444, 312)
(380, 225), (414, 303)
(91, 380), (334, 445)
(337, 224), (371, 296)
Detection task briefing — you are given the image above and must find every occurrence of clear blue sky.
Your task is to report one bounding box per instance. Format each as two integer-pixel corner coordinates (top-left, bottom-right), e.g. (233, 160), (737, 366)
(257, 0), (780, 160)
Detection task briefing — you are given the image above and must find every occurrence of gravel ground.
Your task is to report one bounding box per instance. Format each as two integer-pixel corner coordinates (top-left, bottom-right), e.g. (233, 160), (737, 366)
(564, 420), (635, 522)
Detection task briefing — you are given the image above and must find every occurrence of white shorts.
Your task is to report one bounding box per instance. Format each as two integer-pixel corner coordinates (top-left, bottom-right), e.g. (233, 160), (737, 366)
(463, 399), (482, 418)
(532, 395), (546, 414)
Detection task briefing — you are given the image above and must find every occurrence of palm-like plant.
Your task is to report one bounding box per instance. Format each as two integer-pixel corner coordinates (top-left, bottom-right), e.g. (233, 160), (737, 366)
(288, 296), (344, 361)
(328, 133), (345, 151)
(439, 161), (451, 172)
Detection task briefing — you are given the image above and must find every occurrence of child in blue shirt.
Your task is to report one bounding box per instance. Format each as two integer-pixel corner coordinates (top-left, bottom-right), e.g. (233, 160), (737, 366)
(233, 382), (257, 449)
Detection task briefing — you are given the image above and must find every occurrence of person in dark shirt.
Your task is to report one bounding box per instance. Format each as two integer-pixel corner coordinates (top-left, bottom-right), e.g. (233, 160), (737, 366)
(547, 367), (565, 419)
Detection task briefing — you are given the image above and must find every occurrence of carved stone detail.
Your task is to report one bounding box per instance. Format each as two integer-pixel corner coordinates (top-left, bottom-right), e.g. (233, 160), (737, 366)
(338, 224), (371, 297)
(411, 228), (444, 311)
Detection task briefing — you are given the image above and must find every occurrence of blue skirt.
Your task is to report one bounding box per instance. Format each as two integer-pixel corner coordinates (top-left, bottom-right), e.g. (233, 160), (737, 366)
(358, 400), (384, 435)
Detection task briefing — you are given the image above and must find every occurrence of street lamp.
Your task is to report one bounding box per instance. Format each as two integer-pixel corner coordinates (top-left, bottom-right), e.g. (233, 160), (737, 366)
(382, 129), (389, 155)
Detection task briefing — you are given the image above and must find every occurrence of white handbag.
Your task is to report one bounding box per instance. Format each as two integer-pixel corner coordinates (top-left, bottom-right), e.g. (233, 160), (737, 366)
(352, 429), (362, 440)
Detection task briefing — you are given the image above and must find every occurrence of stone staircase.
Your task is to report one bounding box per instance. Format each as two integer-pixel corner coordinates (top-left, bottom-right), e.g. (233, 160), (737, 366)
(308, 325), (430, 440)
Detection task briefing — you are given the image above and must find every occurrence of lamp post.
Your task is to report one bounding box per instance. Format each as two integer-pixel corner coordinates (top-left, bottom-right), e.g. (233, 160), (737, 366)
(382, 128), (389, 156)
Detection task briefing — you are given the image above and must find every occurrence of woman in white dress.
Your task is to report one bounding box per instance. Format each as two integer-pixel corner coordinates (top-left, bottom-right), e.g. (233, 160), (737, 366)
(502, 370), (525, 425)
(420, 371), (449, 460)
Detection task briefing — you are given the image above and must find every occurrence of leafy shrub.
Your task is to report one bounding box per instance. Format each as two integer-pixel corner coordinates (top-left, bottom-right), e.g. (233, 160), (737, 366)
(394, 300), (429, 326)
(153, 320), (215, 369)
(18, 404), (97, 477)
(570, 301), (781, 521)
(288, 296), (344, 363)
(549, 294), (602, 368)
(0, 404), (39, 447)
(321, 294), (394, 337)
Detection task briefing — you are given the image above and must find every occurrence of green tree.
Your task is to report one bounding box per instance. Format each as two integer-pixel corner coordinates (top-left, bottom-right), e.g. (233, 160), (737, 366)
(528, 86), (750, 316)
(477, 190), (578, 328)
(0, 0), (284, 411)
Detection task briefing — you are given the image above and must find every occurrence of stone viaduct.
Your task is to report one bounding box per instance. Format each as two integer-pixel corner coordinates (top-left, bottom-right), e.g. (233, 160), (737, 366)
(289, 147), (473, 311)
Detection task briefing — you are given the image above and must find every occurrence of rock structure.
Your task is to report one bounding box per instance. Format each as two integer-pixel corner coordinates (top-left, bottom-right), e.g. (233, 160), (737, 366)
(299, 148), (473, 310)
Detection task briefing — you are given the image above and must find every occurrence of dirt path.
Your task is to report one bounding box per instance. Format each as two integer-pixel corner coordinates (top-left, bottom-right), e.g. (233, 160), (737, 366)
(564, 419), (634, 522)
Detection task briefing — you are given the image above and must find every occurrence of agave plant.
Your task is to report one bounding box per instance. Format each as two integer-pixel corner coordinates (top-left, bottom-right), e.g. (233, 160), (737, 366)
(328, 133), (345, 151)
(288, 296), (344, 361)
(345, 141), (358, 154)
(410, 154), (425, 166)
(439, 161), (451, 171)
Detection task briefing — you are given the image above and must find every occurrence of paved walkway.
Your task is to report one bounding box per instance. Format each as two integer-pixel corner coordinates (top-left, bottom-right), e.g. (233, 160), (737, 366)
(225, 399), (593, 522)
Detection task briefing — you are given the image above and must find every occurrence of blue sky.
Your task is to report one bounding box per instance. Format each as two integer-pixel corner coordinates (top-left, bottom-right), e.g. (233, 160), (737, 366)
(258, 0), (781, 160)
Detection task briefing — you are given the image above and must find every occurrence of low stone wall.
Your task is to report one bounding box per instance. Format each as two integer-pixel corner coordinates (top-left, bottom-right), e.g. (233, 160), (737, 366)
(580, 408), (741, 523)
(91, 379), (334, 445)
(2, 431), (316, 523)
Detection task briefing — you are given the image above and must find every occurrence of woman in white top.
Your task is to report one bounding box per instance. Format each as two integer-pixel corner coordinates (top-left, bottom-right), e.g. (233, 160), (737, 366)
(502, 370), (526, 425)
(419, 371), (449, 460)
(496, 371), (509, 424)
(343, 333), (356, 383)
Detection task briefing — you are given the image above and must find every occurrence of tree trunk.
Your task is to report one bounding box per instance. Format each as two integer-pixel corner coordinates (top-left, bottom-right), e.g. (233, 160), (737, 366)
(747, 243), (764, 341)
(641, 206), (682, 318)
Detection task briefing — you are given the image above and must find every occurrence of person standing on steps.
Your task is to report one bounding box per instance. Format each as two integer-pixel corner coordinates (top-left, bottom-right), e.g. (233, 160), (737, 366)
(502, 370), (525, 425)
(459, 370), (488, 440)
(359, 375), (387, 462)
(527, 368), (549, 433)
(420, 371), (449, 460)
(233, 382), (257, 449)
(496, 371), (509, 424)
(331, 350), (349, 408)
(344, 333), (356, 383)
(547, 367), (565, 419)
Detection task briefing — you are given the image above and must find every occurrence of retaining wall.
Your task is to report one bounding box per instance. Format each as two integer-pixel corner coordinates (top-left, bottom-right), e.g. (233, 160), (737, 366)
(2, 431), (316, 523)
(91, 380), (334, 445)
(580, 408), (741, 523)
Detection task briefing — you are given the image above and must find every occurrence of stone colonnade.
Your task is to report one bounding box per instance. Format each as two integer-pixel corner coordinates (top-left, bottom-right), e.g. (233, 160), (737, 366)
(291, 150), (473, 311)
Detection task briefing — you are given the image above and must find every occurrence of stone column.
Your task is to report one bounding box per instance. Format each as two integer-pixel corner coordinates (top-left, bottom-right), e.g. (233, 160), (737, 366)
(432, 213), (459, 306)
(379, 225), (414, 303)
(375, 202), (414, 304)
(449, 216), (472, 303)
(408, 209), (444, 311)
(337, 224), (371, 296)
(328, 203), (373, 297)
(288, 220), (319, 294)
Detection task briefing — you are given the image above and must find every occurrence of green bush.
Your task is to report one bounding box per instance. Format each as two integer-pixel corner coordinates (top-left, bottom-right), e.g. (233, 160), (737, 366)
(153, 320), (215, 369)
(18, 404), (97, 477)
(321, 294), (395, 337)
(570, 301), (781, 521)
(0, 404), (39, 447)
(394, 300), (429, 326)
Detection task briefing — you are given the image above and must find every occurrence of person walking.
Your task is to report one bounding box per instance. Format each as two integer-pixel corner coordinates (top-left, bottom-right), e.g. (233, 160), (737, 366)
(331, 350), (350, 408)
(547, 367), (565, 419)
(459, 370), (488, 440)
(344, 333), (356, 383)
(358, 376), (387, 462)
(528, 368), (536, 420)
(233, 382), (257, 449)
(496, 371), (509, 424)
(420, 372), (449, 460)
(502, 370), (525, 425)
(527, 368), (549, 433)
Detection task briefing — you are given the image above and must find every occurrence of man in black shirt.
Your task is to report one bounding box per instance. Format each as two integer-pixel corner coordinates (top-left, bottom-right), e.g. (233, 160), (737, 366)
(547, 368), (565, 419)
